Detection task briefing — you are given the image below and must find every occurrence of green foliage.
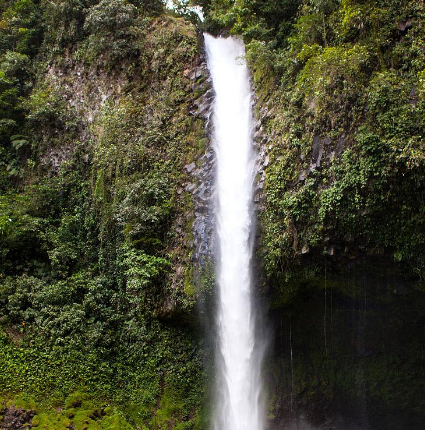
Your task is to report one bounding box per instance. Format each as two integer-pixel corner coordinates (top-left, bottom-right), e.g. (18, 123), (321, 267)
(0, 9), (205, 429)
(232, 0), (425, 284)
(297, 44), (369, 118)
(0, 391), (134, 429)
(24, 84), (68, 125)
(0, 0), (43, 189)
(206, 0), (301, 43)
(85, 0), (136, 33)
(0, 0), (42, 55)
(41, 0), (162, 54)
(83, 0), (140, 63)
(119, 246), (170, 309)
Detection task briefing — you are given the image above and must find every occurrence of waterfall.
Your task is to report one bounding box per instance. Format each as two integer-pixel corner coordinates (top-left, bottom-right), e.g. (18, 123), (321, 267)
(204, 34), (265, 430)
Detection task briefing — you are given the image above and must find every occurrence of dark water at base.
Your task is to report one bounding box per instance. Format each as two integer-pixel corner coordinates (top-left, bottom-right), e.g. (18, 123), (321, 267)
(266, 256), (425, 430)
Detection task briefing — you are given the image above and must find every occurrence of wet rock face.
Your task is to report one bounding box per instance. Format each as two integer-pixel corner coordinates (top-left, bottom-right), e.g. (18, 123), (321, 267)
(186, 57), (216, 270)
(0, 407), (34, 430)
(253, 112), (268, 211)
(190, 149), (215, 267)
(40, 145), (75, 174)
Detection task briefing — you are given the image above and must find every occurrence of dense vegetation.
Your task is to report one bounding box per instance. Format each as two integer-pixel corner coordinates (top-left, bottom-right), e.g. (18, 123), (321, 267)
(0, 0), (209, 428)
(1, 0), (425, 428)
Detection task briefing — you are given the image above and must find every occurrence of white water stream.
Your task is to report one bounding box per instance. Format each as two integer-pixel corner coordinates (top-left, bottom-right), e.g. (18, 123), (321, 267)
(204, 34), (265, 430)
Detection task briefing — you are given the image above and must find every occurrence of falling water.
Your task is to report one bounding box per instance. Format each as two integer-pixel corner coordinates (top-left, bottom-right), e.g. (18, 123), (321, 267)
(204, 34), (265, 430)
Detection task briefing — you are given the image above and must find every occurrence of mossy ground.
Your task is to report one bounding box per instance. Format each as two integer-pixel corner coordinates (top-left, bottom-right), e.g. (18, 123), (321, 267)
(0, 391), (133, 429)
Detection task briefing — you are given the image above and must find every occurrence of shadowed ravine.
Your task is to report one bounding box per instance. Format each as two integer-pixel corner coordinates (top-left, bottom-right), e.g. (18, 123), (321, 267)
(204, 34), (265, 430)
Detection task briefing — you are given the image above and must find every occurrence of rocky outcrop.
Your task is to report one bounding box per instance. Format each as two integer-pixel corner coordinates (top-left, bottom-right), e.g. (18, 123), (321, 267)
(0, 407), (34, 430)
(186, 59), (215, 270)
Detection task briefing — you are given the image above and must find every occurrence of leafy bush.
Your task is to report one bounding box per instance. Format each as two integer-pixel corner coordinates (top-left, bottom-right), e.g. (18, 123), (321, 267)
(24, 84), (67, 125)
(84, 0), (140, 63)
(119, 245), (170, 310)
(0, 0), (42, 56)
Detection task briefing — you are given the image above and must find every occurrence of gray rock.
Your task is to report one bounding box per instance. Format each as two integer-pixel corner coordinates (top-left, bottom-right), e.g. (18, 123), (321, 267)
(328, 246), (336, 256)
(316, 146), (323, 168)
(336, 133), (346, 156)
(410, 85), (418, 107)
(195, 183), (207, 199)
(185, 183), (196, 193)
(0, 407), (34, 430)
(202, 150), (214, 161)
(312, 135), (321, 161)
(298, 170), (308, 182)
(185, 162), (196, 173)
(398, 20), (413, 32)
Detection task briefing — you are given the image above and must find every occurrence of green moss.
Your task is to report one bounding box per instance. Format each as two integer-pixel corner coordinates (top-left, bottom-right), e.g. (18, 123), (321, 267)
(0, 390), (134, 430)
(184, 266), (196, 298)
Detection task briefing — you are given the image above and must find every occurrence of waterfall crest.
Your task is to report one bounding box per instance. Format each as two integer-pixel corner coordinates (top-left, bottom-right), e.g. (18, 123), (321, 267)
(204, 34), (265, 430)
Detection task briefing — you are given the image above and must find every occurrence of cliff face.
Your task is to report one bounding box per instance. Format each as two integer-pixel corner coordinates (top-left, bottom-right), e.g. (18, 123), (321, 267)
(0, 2), (213, 427)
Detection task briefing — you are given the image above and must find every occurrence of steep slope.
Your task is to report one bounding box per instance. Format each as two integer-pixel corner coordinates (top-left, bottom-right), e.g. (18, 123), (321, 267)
(0, 2), (212, 428)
